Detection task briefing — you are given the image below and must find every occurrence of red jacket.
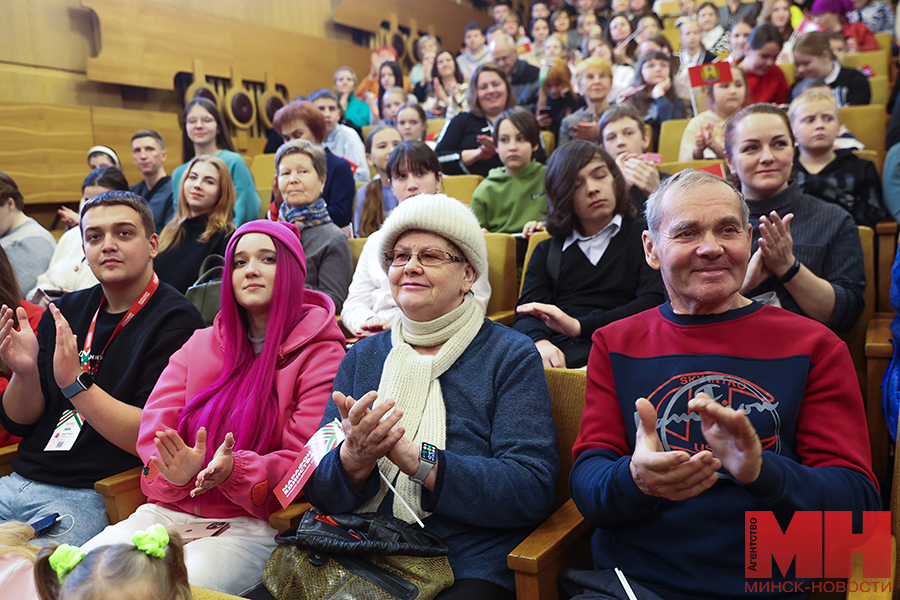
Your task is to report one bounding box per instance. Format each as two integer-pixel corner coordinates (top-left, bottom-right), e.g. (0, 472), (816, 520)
(138, 290), (345, 520)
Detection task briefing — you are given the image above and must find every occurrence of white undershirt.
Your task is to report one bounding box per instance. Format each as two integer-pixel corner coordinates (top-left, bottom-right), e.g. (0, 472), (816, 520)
(562, 214), (623, 266)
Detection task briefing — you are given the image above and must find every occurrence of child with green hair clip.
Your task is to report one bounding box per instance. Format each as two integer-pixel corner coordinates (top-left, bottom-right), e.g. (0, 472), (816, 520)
(34, 525), (190, 600)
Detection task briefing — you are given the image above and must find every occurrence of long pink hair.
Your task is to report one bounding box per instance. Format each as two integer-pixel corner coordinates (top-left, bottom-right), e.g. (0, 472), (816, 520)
(176, 231), (307, 506)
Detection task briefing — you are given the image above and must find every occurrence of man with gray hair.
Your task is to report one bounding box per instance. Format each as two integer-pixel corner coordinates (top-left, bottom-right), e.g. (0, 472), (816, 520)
(566, 170), (880, 599)
(489, 32), (540, 111)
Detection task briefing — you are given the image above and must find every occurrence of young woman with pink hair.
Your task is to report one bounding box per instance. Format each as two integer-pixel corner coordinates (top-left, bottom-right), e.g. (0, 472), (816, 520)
(79, 220), (346, 596)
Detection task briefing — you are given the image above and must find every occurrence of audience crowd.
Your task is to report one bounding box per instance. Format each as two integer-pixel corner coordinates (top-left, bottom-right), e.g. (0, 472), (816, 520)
(0, 0), (895, 597)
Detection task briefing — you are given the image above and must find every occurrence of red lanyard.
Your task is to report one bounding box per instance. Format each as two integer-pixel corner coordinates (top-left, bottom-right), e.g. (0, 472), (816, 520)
(80, 272), (160, 375)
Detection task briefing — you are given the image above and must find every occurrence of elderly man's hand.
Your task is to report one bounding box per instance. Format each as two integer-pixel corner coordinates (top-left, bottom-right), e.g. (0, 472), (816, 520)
(689, 392), (762, 484)
(630, 397), (721, 500)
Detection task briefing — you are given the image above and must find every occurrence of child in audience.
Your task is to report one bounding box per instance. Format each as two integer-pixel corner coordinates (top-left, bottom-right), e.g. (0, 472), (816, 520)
(828, 32), (848, 64)
(380, 87), (409, 125)
(333, 67), (370, 129)
(789, 90), (885, 226)
(792, 77), (864, 148)
(35, 525), (190, 600)
(371, 62), (405, 120)
(698, 1), (731, 53)
(85, 146), (119, 172)
(761, 0), (794, 61)
(676, 19), (719, 71)
(792, 31), (871, 105)
(625, 50), (687, 151)
(513, 141), (665, 369)
(457, 23), (492, 79)
(409, 35), (439, 88)
(527, 17), (552, 66)
(552, 9), (581, 51)
(599, 104), (667, 211)
(741, 23), (790, 104)
(560, 57), (614, 145)
(584, 35), (635, 102)
(544, 34), (568, 61)
(607, 13), (639, 65)
(276, 140), (352, 312)
(0, 521), (38, 597)
(725, 17), (754, 63)
(634, 15), (661, 45)
(810, 0), (879, 51)
(355, 124), (403, 237)
(536, 60), (585, 140)
(674, 0), (697, 29)
(342, 141), (491, 337)
(173, 98), (261, 226)
(396, 103), (428, 143)
(155, 155), (235, 294)
(679, 66), (748, 160)
(471, 108), (548, 234)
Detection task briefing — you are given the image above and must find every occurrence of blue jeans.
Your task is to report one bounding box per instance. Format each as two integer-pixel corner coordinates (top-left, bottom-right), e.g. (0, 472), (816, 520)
(0, 472), (109, 545)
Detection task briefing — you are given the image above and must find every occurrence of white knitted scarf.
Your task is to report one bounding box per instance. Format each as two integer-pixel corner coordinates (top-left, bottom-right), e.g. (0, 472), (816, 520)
(360, 294), (483, 522)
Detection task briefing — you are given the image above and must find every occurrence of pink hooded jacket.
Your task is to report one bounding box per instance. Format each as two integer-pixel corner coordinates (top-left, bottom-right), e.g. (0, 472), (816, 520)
(137, 289), (345, 521)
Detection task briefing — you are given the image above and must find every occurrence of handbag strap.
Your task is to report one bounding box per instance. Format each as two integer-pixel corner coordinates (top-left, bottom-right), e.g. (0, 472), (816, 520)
(197, 254), (224, 278)
(192, 266), (223, 287)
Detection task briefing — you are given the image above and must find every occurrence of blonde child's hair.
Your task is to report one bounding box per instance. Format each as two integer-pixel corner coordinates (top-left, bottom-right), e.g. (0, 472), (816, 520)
(34, 527), (191, 600)
(787, 90), (839, 123)
(0, 521), (39, 561)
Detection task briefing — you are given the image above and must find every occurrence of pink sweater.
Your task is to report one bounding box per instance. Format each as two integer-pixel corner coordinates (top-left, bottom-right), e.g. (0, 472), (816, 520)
(138, 290), (346, 521)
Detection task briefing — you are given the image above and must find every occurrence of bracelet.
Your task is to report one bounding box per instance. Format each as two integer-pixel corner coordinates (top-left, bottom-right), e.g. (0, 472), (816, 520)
(779, 259), (801, 284)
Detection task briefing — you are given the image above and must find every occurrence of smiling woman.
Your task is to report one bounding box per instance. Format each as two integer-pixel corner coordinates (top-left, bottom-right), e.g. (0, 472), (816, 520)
(434, 64), (520, 177)
(724, 103), (866, 332)
(154, 155), (236, 294)
(305, 194), (559, 600)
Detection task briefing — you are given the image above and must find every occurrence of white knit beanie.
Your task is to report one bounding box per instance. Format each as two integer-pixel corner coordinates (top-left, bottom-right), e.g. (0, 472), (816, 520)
(378, 194), (488, 279)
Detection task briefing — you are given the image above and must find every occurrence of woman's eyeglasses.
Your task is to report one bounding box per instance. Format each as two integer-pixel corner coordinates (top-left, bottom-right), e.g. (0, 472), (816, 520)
(384, 249), (466, 267)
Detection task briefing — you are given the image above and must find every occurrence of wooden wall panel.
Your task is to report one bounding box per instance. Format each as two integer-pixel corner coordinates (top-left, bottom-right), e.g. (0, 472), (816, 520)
(0, 0), (95, 72)
(90, 107), (181, 186)
(333, 0), (492, 55)
(0, 103), (94, 206)
(81, 0), (370, 99)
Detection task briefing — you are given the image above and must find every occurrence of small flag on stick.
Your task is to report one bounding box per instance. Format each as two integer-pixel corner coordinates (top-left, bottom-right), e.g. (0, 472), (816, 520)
(689, 62), (733, 88)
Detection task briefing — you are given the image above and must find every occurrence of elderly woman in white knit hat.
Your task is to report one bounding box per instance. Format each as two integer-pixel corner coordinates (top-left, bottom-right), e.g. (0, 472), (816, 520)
(304, 194), (559, 600)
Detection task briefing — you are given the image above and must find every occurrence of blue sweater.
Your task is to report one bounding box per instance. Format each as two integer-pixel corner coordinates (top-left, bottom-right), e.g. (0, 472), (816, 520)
(304, 320), (559, 590)
(172, 149), (262, 227)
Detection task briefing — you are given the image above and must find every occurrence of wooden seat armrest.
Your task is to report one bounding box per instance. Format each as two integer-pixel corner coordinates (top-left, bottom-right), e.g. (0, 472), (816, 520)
(875, 221), (898, 236)
(845, 534), (894, 599)
(93, 467), (146, 524)
(0, 443), (18, 477)
(866, 317), (894, 358)
(508, 498), (590, 574)
(487, 309), (516, 326)
(93, 467), (143, 496)
(268, 500), (312, 532)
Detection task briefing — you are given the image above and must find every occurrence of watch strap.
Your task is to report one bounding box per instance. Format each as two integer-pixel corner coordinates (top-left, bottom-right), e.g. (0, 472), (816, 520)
(779, 260), (801, 284)
(61, 372), (93, 399)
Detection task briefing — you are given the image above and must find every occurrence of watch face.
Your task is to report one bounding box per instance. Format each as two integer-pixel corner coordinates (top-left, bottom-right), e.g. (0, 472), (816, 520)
(77, 371), (93, 388)
(421, 442), (437, 463)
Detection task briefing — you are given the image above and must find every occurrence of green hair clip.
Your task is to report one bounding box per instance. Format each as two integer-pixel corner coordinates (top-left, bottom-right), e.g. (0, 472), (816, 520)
(49, 544), (86, 582)
(132, 524), (169, 559)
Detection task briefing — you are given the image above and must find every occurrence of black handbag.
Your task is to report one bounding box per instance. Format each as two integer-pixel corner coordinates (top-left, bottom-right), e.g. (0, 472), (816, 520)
(263, 508), (454, 600)
(185, 254), (223, 326)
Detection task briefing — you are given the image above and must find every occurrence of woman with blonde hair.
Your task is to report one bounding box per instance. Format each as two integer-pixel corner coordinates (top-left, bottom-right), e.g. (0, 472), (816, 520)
(155, 155), (235, 294)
